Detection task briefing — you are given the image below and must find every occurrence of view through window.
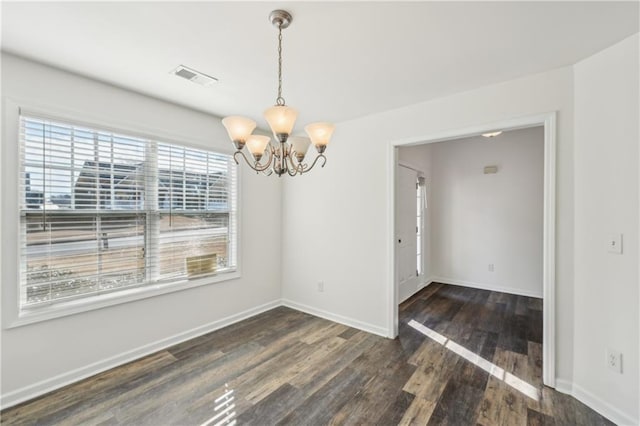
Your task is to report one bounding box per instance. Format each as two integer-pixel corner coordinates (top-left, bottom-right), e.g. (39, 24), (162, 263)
(20, 115), (238, 310)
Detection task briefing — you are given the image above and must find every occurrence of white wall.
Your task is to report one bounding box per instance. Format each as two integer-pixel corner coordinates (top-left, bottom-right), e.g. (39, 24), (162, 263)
(282, 66), (576, 382)
(0, 54), (283, 406)
(428, 127), (544, 298)
(573, 34), (639, 424)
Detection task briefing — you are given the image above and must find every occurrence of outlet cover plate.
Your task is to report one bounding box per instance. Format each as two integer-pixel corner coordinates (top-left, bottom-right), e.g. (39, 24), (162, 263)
(606, 349), (623, 373)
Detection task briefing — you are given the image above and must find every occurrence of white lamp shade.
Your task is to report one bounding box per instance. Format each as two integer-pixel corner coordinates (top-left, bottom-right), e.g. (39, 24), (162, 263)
(289, 136), (311, 160)
(221, 116), (256, 142)
(264, 105), (298, 137)
(245, 135), (271, 158)
(304, 122), (335, 147)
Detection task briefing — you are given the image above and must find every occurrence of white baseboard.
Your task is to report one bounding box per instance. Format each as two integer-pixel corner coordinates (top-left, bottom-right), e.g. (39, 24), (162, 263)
(554, 378), (573, 395)
(554, 379), (636, 425)
(431, 276), (543, 299)
(571, 383), (638, 426)
(0, 299), (281, 409)
(400, 277), (435, 303)
(419, 277), (436, 290)
(281, 299), (388, 338)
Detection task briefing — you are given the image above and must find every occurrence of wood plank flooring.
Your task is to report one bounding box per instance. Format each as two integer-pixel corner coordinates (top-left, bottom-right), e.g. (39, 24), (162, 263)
(1, 283), (614, 425)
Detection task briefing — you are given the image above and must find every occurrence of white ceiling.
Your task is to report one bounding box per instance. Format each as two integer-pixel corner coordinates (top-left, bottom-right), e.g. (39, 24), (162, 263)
(2, 2), (638, 132)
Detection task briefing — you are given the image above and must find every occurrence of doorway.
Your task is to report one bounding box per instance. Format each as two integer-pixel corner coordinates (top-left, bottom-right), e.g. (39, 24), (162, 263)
(387, 112), (556, 387)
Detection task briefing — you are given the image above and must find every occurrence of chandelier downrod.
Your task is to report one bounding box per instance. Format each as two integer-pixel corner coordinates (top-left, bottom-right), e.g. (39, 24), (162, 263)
(276, 24), (284, 105)
(270, 10), (291, 106)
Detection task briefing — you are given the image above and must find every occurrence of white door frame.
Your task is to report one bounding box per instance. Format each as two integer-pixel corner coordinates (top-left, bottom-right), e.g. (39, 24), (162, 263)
(386, 112), (557, 388)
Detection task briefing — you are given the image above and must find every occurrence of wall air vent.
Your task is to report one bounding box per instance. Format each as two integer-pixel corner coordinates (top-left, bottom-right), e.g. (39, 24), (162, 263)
(171, 65), (218, 87)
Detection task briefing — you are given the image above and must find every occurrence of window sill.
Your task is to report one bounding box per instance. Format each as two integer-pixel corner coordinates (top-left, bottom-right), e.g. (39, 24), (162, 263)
(6, 270), (241, 329)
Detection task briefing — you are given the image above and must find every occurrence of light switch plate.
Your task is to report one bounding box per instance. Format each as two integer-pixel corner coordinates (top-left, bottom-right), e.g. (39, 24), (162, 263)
(607, 234), (623, 254)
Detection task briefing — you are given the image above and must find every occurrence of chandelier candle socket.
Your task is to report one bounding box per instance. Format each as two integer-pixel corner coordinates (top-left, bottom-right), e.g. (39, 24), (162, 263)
(222, 10), (335, 177)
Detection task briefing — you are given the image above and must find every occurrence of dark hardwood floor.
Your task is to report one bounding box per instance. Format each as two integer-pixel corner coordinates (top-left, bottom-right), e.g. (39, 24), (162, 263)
(1, 283), (614, 425)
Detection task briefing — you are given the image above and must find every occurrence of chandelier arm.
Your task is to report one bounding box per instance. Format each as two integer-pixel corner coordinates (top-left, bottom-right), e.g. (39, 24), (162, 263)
(289, 150), (307, 171)
(300, 154), (327, 174)
(284, 150), (302, 176)
(233, 150), (248, 166)
(279, 143), (290, 176)
(232, 152), (241, 165)
(233, 149), (273, 173)
(294, 159), (305, 175)
(258, 144), (275, 171)
(285, 154), (301, 176)
(258, 145), (275, 177)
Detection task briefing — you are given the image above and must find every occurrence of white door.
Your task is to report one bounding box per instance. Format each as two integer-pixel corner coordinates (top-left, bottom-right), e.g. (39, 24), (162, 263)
(396, 165), (420, 303)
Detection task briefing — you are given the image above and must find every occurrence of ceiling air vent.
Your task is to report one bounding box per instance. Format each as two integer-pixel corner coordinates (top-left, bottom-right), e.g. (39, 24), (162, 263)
(171, 65), (218, 87)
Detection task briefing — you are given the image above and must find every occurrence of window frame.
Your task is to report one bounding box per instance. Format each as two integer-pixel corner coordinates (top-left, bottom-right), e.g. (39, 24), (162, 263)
(416, 177), (423, 278)
(2, 100), (242, 328)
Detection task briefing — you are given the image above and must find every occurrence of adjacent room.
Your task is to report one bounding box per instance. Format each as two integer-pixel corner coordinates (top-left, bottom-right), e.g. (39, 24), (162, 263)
(396, 127), (545, 303)
(395, 126), (548, 422)
(1, 2), (638, 425)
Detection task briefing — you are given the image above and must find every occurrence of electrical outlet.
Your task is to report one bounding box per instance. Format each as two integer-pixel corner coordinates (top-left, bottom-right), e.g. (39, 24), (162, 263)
(606, 349), (623, 373)
(488, 264), (494, 272)
(317, 281), (324, 293)
(607, 234), (623, 254)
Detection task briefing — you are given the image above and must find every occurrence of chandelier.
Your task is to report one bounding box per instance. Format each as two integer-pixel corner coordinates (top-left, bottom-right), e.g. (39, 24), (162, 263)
(221, 10), (335, 177)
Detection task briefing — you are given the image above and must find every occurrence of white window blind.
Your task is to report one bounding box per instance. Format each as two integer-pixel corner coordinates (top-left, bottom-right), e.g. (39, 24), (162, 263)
(19, 114), (238, 309)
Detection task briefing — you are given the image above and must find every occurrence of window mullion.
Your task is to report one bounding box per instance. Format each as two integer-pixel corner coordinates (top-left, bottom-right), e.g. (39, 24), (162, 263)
(206, 152), (210, 210)
(182, 148), (186, 210)
(93, 130), (103, 291)
(70, 126), (76, 208)
(145, 141), (159, 283)
(228, 157), (237, 269)
(110, 134), (115, 210)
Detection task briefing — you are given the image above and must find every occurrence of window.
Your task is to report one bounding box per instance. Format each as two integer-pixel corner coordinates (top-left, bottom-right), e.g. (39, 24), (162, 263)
(19, 114), (238, 311)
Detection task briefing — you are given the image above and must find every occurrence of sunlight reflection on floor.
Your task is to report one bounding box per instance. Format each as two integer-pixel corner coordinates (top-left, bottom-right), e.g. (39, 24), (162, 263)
(408, 319), (540, 401)
(200, 384), (237, 426)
